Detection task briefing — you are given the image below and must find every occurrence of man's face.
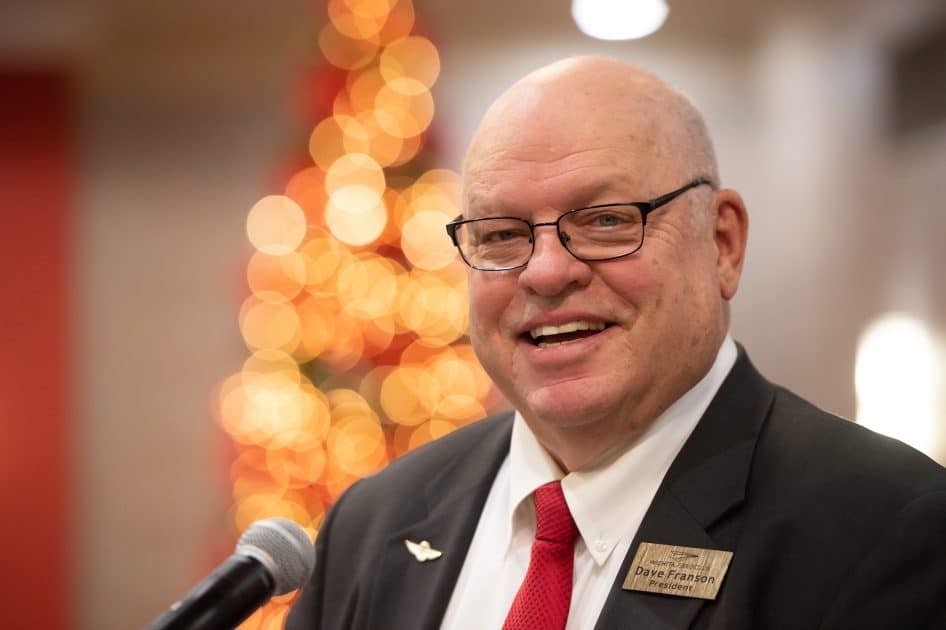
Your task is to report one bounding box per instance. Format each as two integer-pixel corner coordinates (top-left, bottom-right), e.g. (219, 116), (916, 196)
(462, 88), (728, 453)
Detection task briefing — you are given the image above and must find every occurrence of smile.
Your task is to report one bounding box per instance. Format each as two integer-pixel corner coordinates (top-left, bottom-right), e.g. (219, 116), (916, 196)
(527, 320), (609, 348)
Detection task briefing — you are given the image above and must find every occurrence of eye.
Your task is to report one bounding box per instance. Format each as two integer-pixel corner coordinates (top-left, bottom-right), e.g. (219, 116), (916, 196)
(468, 220), (532, 245)
(571, 206), (640, 229)
(594, 213), (622, 227)
(485, 228), (526, 242)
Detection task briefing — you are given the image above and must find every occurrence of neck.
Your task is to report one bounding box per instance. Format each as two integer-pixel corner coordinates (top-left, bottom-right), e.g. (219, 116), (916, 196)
(525, 334), (730, 472)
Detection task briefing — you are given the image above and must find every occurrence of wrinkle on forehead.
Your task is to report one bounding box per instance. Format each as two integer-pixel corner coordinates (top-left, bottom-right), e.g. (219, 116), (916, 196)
(464, 146), (648, 216)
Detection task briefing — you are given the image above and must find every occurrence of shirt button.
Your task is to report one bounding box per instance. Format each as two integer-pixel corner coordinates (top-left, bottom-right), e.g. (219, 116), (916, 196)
(595, 540), (608, 552)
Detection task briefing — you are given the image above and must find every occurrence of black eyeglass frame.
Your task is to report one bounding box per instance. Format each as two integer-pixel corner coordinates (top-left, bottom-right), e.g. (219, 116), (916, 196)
(445, 177), (714, 271)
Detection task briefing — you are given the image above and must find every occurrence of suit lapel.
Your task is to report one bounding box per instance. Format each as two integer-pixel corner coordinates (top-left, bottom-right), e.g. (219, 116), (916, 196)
(594, 350), (775, 630)
(366, 413), (514, 629)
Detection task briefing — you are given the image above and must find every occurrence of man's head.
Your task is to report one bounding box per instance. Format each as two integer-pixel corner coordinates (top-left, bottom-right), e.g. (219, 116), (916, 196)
(459, 56), (748, 471)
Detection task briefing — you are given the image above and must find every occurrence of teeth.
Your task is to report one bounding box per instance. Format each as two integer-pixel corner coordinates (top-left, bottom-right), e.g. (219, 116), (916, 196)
(529, 320), (605, 340)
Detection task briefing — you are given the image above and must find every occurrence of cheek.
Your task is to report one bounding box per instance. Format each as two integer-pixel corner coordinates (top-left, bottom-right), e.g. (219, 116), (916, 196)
(600, 259), (663, 311)
(467, 275), (513, 340)
(605, 255), (701, 336)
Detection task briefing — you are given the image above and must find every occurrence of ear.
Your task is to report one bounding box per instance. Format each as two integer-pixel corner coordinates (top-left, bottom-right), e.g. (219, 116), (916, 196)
(712, 188), (749, 300)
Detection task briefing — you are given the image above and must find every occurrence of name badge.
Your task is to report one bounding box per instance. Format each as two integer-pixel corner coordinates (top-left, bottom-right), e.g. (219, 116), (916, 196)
(623, 542), (733, 600)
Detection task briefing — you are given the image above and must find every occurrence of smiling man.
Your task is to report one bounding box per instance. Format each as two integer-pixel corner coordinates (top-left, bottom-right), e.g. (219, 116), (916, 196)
(288, 57), (946, 630)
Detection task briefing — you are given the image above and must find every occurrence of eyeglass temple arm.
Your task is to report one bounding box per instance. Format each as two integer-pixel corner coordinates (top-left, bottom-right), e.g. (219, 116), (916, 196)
(444, 220), (461, 246)
(647, 177), (714, 210)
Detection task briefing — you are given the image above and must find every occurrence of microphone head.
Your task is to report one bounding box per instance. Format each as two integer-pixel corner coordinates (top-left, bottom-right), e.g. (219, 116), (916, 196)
(235, 518), (315, 595)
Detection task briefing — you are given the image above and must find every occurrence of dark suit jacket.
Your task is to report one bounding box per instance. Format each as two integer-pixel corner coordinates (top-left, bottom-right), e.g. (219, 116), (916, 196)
(287, 351), (946, 629)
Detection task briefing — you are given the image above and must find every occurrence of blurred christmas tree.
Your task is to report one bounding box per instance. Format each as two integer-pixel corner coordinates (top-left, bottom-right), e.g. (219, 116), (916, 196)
(216, 2), (501, 627)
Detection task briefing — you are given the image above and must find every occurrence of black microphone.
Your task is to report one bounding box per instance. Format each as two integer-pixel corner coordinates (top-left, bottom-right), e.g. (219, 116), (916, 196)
(149, 518), (315, 630)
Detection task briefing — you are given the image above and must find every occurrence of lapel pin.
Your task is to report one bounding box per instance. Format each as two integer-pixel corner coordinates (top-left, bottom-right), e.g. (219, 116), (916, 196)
(404, 539), (443, 562)
(623, 542), (733, 600)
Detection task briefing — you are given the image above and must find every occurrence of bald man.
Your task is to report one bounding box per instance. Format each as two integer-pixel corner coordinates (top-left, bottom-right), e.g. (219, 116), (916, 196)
(288, 57), (946, 630)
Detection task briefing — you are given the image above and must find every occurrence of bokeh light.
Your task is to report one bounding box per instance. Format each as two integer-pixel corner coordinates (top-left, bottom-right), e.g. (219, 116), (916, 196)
(247, 252), (307, 302)
(247, 195), (307, 255)
(309, 117), (350, 171)
(324, 153), (389, 245)
(238, 294), (302, 353)
(401, 210), (457, 270)
(855, 313), (943, 457)
(379, 36), (440, 92)
(328, 0), (395, 40)
(319, 23), (380, 70)
(374, 82), (434, 138)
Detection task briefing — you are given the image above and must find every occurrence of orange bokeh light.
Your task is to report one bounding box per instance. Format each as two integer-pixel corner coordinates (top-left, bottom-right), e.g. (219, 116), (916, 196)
(247, 195), (308, 256)
(294, 295), (339, 362)
(326, 415), (388, 477)
(374, 82), (434, 138)
(284, 167), (328, 224)
(247, 251), (307, 302)
(233, 492), (313, 533)
(319, 23), (380, 71)
(320, 314), (366, 372)
(335, 253), (402, 320)
(376, 0), (415, 44)
(327, 0), (394, 40)
(325, 192), (388, 246)
(401, 210), (457, 270)
(396, 271), (467, 346)
(265, 445), (328, 490)
(324, 153), (389, 246)
(408, 419), (457, 451)
(242, 349), (301, 387)
(380, 365), (440, 426)
(380, 36), (440, 93)
(325, 152), (386, 198)
(299, 232), (351, 294)
(346, 67), (386, 113)
(309, 117), (348, 172)
(238, 294), (302, 353)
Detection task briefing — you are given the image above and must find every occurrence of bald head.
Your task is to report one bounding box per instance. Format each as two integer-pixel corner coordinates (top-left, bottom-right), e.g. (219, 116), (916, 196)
(464, 56), (718, 199)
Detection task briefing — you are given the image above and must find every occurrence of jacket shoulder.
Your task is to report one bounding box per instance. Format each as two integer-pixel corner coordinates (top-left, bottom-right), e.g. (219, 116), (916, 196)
(323, 411), (513, 528)
(757, 385), (945, 506)
(357, 411), (512, 494)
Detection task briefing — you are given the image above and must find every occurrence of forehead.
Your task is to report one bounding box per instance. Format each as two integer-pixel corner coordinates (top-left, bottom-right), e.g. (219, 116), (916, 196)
(462, 81), (685, 215)
(462, 116), (677, 218)
(463, 146), (636, 213)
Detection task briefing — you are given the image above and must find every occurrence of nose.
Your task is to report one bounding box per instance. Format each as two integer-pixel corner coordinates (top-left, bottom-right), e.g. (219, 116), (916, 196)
(517, 225), (593, 297)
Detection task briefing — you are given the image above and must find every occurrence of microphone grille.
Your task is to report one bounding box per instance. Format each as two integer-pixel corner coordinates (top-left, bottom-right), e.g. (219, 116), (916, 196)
(236, 518), (315, 595)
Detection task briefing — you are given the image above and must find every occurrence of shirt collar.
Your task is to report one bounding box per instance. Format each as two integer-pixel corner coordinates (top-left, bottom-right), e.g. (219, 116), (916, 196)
(504, 335), (738, 564)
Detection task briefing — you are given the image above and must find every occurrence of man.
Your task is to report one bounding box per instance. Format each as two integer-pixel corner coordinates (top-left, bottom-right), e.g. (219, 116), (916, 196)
(288, 57), (946, 629)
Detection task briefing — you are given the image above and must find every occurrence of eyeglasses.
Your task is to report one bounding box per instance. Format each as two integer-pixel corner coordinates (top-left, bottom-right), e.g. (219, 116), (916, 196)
(445, 178), (713, 271)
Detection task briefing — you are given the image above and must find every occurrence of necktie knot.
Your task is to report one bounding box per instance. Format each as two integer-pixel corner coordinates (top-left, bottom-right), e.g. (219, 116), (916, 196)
(534, 481), (578, 544)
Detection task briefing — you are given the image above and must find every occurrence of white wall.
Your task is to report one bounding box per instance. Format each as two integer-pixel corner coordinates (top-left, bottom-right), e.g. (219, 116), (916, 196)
(66, 4), (314, 628)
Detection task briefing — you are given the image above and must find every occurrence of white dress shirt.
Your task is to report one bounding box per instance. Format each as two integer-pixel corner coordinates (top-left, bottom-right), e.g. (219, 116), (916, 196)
(440, 336), (737, 630)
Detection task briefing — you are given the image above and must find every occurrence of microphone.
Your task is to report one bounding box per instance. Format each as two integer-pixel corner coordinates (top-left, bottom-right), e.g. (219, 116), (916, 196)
(148, 518), (315, 630)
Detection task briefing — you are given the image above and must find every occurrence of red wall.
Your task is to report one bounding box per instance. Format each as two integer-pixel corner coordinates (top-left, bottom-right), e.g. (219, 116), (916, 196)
(0, 71), (72, 630)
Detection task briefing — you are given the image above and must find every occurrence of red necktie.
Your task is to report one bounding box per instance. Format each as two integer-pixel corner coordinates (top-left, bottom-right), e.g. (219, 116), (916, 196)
(503, 481), (579, 630)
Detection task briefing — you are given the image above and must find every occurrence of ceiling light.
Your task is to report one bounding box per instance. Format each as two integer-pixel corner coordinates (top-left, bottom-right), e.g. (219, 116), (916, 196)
(572, 0), (669, 41)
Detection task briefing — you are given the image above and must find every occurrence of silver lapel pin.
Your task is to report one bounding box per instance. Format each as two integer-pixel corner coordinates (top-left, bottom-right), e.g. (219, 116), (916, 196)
(405, 539), (443, 562)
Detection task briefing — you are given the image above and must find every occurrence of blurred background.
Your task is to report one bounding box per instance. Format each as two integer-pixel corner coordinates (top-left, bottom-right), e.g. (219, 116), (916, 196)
(2, 0), (945, 628)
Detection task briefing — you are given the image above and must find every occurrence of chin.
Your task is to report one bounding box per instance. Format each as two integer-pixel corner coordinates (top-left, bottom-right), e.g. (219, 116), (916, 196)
(521, 379), (627, 428)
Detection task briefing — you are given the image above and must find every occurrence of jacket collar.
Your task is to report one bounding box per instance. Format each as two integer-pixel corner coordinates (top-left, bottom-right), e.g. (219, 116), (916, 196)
(366, 413), (514, 629)
(593, 347), (775, 629)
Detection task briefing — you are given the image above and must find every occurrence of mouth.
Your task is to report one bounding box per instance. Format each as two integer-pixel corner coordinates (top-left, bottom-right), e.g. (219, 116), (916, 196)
(524, 320), (612, 348)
